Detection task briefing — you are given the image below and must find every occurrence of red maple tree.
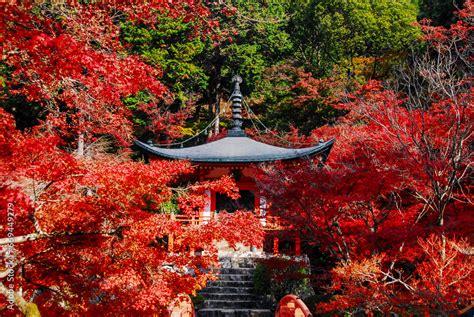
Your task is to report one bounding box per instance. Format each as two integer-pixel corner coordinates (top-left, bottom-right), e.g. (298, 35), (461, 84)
(258, 1), (473, 314)
(1, 1), (217, 147)
(1, 2), (264, 316)
(0, 107), (263, 315)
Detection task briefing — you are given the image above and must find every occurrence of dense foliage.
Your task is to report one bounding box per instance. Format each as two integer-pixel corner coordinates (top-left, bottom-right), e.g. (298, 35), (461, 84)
(0, 2), (265, 316)
(253, 257), (311, 302)
(1, 0), (472, 316)
(257, 2), (473, 314)
(0, 109), (263, 315)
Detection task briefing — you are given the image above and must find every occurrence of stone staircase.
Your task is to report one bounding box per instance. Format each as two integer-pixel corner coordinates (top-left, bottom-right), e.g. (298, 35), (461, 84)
(197, 257), (272, 317)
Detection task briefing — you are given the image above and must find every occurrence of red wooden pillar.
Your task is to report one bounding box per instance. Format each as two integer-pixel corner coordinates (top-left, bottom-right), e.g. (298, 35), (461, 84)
(169, 214), (175, 253)
(295, 234), (301, 256)
(273, 236), (279, 256)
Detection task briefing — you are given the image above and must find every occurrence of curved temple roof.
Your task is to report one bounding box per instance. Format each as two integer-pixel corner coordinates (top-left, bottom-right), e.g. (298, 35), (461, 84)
(135, 75), (334, 164)
(135, 137), (334, 163)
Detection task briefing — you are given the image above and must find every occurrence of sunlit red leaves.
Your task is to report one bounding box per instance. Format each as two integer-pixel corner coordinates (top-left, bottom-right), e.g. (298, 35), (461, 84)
(414, 235), (473, 310)
(317, 255), (394, 314)
(257, 3), (472, 314)
(258, 68), (471, 310)
(318, 235), (473, 315)
(1, 2), (218, 145)
(0, 110), (264, 315)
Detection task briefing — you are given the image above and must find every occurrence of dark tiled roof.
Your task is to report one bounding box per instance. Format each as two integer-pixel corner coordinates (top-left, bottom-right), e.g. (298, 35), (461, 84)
(135, 137), (334, 163)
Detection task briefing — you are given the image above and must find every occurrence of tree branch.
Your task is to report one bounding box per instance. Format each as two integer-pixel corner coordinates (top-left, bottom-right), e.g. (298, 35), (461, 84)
(0, 229), (120, 245)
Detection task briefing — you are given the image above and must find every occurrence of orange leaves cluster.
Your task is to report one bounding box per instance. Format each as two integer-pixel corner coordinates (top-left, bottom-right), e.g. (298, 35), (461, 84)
(318, 235), (473, 315)
(415, 235), (473, 310)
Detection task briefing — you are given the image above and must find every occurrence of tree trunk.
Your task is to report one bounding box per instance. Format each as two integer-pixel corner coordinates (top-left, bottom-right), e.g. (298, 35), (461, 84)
(371, 56), (378, 79)
(214, 89), (221, 135)
(76, 133), (84, 158)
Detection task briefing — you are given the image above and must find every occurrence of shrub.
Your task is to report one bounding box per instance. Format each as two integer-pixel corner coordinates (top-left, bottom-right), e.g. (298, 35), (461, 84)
(190, 293), (205, 310)
(253, 257), (314, 301)
(253, 263), (272, 295)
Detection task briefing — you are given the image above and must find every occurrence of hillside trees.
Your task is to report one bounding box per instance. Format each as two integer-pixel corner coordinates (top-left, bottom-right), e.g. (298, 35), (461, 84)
(120, 0), (294, 137)
(114, 0), (421, 138)
(286, 0), (420, 77)
(245, 0), (420, 138)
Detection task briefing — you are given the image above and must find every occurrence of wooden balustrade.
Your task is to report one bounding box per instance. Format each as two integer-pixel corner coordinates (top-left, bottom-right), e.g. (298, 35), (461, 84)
(167, 213), (298, 256)
(171, 214), (214, 225)
(275, 295), (313, 317)
(168, 213), (290, 230)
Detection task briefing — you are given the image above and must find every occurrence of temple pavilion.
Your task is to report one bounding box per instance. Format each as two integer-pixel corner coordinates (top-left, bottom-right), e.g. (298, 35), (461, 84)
(135, 76), (334, 256)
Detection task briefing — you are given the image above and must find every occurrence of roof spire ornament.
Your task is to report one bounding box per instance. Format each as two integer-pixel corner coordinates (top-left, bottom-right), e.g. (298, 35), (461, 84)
(228, 75), (246, 137)
(134, 76), (335, 163)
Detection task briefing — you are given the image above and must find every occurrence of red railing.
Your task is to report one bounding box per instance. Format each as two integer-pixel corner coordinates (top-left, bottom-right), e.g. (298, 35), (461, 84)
(167, 213), (299, 255)
(275, 295), (313, 317)
(171, 214), (212, 225)
(169, 213), (290, 230)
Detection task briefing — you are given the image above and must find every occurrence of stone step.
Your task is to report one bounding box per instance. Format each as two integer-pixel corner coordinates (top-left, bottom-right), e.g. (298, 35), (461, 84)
(207, 280), (253, 288)
(197, 308), (272, 317)
(235, 264), (256, 269)
(203, 300), (259, 309)
(218, 274), (253, 281)
(219, 268), (255, 275)
(198, 257), (267, 316)
(198, 293), (257, 301)
(203, 286), (254, 294)
(219, 257), (258, 269)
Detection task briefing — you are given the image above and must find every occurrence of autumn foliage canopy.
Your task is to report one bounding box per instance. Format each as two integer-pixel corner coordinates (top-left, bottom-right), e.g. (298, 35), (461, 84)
(0, 0), (472, 316)
(258, 2), (473, 314)
(1, 2), (263, 316)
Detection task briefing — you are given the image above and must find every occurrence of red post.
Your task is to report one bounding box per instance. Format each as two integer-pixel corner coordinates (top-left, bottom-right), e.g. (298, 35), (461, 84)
(295, 234), (301, 256)
(168, 234), (174, 253)
(273, 236), (279, 256)
(169, 214), (175, 253)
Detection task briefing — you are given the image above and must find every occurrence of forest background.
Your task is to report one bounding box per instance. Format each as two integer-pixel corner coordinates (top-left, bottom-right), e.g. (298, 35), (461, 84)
(0, 0), (472, 316)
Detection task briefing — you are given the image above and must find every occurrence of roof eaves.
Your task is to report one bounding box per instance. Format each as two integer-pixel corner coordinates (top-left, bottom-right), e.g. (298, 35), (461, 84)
(134, 139), (335, 163)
